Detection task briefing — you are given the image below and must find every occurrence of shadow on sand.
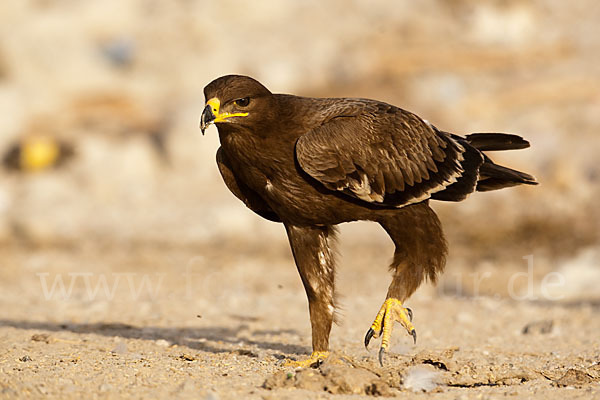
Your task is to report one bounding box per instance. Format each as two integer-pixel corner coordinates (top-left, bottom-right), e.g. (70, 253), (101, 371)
(0, 318), (307, 356)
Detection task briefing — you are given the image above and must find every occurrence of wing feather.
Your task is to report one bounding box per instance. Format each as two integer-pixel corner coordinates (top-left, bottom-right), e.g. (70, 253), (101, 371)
(295, 100), (483, 207)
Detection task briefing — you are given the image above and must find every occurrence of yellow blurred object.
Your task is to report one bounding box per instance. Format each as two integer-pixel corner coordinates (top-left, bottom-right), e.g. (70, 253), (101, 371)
(2, 136), (74, 172)
(20, 137), (61, 172)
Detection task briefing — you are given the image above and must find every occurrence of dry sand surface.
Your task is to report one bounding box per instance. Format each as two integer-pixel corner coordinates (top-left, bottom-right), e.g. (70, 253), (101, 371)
(1, 0), (599, 398)
(1, 237), (599, 399)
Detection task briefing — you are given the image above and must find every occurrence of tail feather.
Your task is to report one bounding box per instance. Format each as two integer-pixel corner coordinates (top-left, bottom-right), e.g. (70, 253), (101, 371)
(477, 161), (538, 191)
(433, 131), (538, 200)
(465, 133), (530, 151)
(464, 132), (538, 191)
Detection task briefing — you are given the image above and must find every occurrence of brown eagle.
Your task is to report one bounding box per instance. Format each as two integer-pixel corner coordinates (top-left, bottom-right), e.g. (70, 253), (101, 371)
(200, 75), (537, 366)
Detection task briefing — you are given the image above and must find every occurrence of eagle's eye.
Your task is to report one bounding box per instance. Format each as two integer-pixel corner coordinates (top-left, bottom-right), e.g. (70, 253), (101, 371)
(234, 97), (251, 107)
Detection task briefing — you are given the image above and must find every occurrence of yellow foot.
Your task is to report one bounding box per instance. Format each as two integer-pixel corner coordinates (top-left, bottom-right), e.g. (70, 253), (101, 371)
(364, 298), (416, 366)
(284, 351), (330, 368)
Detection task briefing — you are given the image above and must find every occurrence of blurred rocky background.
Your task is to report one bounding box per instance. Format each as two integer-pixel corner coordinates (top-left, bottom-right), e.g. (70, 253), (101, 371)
(0, 0), (598, 299)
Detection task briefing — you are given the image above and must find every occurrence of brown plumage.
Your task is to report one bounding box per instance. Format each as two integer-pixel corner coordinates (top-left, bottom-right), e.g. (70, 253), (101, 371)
(200, 75), (537, 366)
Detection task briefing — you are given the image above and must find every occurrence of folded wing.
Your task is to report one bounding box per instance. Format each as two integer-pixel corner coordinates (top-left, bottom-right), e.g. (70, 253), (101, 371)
(295, 100), (484, 207)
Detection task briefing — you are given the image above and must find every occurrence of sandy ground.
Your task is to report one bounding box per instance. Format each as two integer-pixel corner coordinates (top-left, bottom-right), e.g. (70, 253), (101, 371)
(1, 233), (598, 399)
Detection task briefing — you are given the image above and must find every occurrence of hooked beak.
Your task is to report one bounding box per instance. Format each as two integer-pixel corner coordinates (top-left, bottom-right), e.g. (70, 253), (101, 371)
(199, 97), (249, 135)
(200, 104), (216, 135)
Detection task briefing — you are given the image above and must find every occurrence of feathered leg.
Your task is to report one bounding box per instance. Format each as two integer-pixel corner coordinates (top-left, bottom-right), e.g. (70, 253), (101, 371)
(366, 202), (447, 365)
(284, 224), (337, 367)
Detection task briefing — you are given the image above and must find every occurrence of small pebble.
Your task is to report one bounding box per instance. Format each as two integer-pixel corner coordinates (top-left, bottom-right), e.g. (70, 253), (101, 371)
(111, 342), (128, 355)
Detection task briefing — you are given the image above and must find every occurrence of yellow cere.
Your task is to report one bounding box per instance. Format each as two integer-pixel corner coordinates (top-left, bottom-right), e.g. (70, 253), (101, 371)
(206, 97), (248, 122)
(20, 137), (60, 172)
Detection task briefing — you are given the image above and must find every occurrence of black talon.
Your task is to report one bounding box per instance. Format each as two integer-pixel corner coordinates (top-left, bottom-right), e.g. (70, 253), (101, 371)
(406, 307), (413, 322)
(411, 329), (417, 344)
(364, 328), (375, 349)
(378, 347), (385, 366)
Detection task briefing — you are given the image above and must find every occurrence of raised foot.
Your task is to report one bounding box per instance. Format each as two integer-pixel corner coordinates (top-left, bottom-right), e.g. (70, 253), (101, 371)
(284, 351), (330, 368)
(364, 298), (416, 366)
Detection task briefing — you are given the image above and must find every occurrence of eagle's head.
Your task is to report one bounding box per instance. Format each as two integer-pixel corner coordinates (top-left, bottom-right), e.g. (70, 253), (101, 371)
(200, 75), (273, 135)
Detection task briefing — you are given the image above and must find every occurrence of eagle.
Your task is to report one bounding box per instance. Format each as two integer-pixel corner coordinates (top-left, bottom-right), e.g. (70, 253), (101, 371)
(200, 75), (537, 366)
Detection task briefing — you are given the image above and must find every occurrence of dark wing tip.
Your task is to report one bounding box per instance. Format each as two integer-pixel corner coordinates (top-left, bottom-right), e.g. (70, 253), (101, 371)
(465, 133), (531, 151)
